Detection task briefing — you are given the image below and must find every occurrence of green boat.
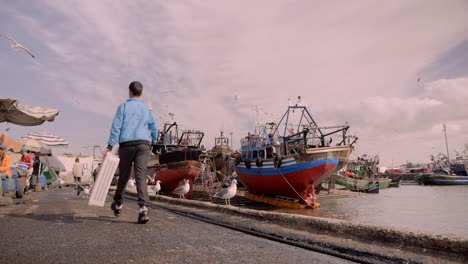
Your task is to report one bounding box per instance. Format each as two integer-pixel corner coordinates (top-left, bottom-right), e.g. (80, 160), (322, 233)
(335, 155), (392, 191)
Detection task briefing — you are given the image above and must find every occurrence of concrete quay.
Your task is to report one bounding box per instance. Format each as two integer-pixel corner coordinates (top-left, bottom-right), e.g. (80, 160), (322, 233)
(0, 188), (356, 264)
(128, 187), (468, 264)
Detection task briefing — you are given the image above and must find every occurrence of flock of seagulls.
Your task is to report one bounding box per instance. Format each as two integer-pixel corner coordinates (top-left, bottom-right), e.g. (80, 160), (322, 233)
(0, 35), (35, 58)
(149, 178), (237, 205)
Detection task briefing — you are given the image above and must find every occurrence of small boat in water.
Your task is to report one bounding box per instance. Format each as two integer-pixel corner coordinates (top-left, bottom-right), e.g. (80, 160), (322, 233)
(417, 153), (468, 185)
(350, 183), (379, 193)
(417, 174), (468, 185)
(335, 155), (392, 192)
(234, 97), (356, 208)
(150, 121), (204, 197)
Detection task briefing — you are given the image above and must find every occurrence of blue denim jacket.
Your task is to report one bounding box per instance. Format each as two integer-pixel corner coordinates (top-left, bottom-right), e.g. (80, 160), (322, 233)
(107, 98), (158, 148)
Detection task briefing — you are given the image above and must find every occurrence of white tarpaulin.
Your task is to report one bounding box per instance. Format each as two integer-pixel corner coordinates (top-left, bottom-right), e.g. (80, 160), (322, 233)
(22, 132), (69, 148)
(19, 138), (51, 154)
(39, 155), (66, 172)
(0, 98), (59, 126)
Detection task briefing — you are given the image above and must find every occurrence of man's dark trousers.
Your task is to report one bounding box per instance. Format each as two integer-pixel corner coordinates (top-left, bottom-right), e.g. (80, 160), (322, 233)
(114, 142), (151, 207)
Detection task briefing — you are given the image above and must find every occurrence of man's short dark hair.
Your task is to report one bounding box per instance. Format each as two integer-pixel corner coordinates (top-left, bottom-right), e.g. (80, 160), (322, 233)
(129, 81), (143, 96)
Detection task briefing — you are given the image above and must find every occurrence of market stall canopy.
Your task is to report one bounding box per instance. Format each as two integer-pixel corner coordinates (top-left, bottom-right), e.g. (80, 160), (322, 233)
(22, 132), (69, 148)
(0, 98), (59, 126)
(0, 132), (22, 152)
(39, 155), (66, 172)
(19, 138), (51, 154)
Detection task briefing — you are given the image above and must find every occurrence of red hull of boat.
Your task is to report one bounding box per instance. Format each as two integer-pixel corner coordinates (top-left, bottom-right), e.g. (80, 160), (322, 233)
(237, 164), (336, 200)
(149, 160), (201, 198)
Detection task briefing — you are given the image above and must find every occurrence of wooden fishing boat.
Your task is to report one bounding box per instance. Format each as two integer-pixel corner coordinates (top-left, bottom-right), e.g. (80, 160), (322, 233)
(335, 155), (393, 192)
(149, 122), (204, 198)
(334, 174), (390, 191)
(210, 130), (234, 178)
(417, 174), (468, 185)
(350, 184), (379, 193)
(334, 173), (371, 190)
(416, 154), (468, 185)
(234, 98), (356, 208)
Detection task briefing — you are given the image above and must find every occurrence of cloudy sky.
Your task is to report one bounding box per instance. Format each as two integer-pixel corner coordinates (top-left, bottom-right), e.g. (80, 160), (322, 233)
(1, 0), (467, 166)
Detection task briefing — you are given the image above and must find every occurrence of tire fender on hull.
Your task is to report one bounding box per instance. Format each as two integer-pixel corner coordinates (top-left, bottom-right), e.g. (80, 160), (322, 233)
(235, 155), (241, 166)
(244, 159), (251, 169)
(256, 157), (263, 167)
(274, 155), (282, 169)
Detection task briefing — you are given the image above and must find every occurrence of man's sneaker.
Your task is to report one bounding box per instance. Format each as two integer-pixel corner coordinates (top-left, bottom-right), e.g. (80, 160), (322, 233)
(138, 207), (149, 224)
(111, 202), (122, 217)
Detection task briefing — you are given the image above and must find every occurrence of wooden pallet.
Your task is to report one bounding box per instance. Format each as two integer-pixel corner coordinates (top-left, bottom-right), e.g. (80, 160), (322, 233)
(244, 192), (308, 209)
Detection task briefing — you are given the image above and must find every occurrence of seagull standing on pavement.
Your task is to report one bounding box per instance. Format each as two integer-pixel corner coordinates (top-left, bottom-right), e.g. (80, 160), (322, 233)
(0, 35), (35, 58)
(213, 179), (237, 206)
(173, 179), (190, 199)
(153, 180), (161, 195)
(127, 178), (136, 188)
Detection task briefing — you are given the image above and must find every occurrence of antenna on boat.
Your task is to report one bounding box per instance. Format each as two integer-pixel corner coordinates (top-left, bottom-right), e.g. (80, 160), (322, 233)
(252, 106), (264, 133)
(443, 123), (450, 161)
(296, 96), (303, 106)
(264, 112), (274, 123)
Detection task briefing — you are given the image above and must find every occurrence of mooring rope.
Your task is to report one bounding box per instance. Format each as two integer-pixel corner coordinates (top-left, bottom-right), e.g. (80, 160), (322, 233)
(276, 167), (310, 205)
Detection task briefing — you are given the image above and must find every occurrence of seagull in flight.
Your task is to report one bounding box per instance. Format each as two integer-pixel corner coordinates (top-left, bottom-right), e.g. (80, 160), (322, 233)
(0, 35), (35, 58)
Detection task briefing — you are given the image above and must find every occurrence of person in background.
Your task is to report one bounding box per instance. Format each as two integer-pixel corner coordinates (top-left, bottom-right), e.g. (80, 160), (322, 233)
(0, 144), (12, 179)
(106, 81), (158, 224)
(73, 158), (84, 195)
(0, 144), (12, 195)
(20, 147), (34, 194)
(31, 156), (41, 187)
(92, 162), (101, 182)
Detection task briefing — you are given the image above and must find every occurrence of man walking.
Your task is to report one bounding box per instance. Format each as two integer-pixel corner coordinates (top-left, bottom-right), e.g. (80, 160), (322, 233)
(106, 81), (158, 224)
(73, 158), (84, 195)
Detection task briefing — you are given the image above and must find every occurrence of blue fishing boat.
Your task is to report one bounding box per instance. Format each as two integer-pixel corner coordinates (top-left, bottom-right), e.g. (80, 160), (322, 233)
(418, 154), (468, 185)
(233, 97), (356, 208)
(417, 174), (468, 185)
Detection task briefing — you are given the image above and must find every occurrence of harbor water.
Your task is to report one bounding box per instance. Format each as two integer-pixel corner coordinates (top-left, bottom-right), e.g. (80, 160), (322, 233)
(273, 185), (468, 237)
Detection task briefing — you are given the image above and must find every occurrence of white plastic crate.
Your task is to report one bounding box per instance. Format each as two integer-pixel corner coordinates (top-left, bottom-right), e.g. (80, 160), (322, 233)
(88, 154), (119, 207)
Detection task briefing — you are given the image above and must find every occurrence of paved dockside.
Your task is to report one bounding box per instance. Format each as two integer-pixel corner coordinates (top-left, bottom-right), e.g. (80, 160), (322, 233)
(129, 187), (468, 264)
(0, 188), (355, 264)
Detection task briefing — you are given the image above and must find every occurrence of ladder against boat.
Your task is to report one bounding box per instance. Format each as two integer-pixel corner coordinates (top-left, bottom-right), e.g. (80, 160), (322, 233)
(244, 192), (318, 209)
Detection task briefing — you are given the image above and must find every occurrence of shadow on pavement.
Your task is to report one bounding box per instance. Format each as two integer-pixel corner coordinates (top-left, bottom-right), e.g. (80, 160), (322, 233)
(5, 213), (138, 224)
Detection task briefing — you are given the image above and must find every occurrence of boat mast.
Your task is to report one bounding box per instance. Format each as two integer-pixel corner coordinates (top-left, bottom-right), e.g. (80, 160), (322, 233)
(443, 123), (450, 161)
(252, 106), (264, 134)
